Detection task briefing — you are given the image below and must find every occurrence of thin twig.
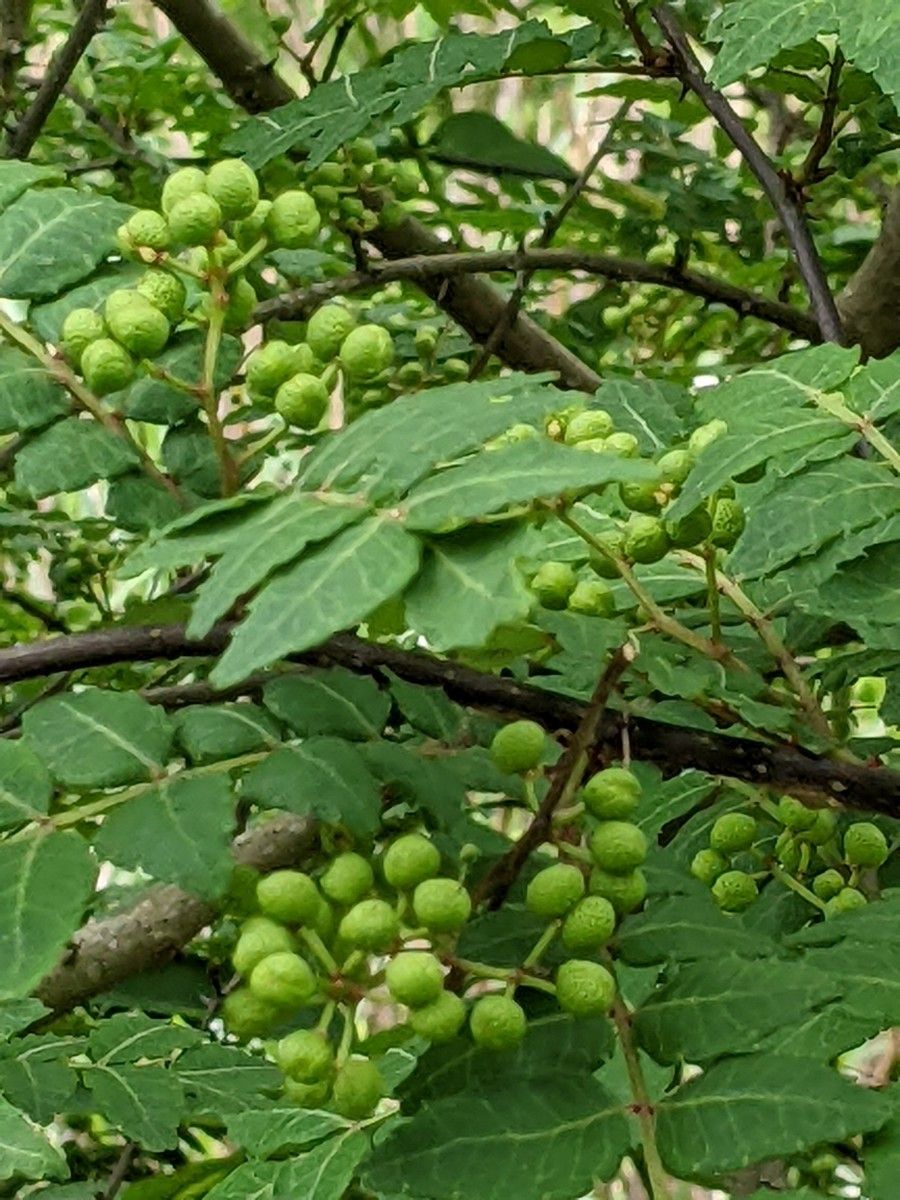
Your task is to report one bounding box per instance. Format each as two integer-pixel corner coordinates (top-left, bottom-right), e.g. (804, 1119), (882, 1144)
(0, 0), (33, 124)
(795, 49), (844, 189)
(616, 0), (656, 65)
(652, 4), (845, 345)
(101, 1142), (138, 1200)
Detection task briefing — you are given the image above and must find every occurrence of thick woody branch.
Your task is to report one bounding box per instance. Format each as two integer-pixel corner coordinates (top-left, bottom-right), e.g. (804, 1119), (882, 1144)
(1, 623), (898, 815)
(838, 188), (900, 359)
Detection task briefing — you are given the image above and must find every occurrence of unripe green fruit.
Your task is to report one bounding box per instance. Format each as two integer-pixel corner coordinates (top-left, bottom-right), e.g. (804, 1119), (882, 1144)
(803, 809), (838, 846)
(222, 276), (257, 332)
(843, 822), (888, 868)
(161, 166), (207, 215)
(310, 160), (346, 187)
(312, 895), (335, 941)
(656, 448), (693, 486)
(393, 159), (424, 198)
(266, 189), (321, 248)
(311, 184), (341, 209)
(320, 852), (374, 906)
(331, 1058), (383, 1119)
(567, 579), (615, 617)
(80, 338), (134, 396)
(561, 896), (616, 952)
(207, 158), (260, 220)
(709, 812), (757, 855)
(396, 361), (426, 387)
(564, 409), (614, 444)
(469, 994), (526, 1051)
(277, 1028), (334, 1082)
(665, 506), (712, 549)
(531, 560), (577, 610)
(555, 959), (616, 1018)
(61, 307), (105, 368)
(378, 199), (408, 231)
(385, 951), (445, 1008)
(307, 304), (356, 361)
(283, 1076), (331, 1108)
(582, 767), (641, 820)
(338, 898), (399, 952)
(339, 324), (394, 381)
(489, 720), (545, 774)
(126, 209), (171, 251)
(604, 431), (640, 458)
(221, 987), (281, 1040)
(526, 863), (585, 918)
(382, 834), (441, 891)
(348, 137), (378, 165)
(619, 481), (661, 513)
(623, 515), (670, 564)
(812, 869), (845, 901)
(590, 534), (625, 578)
(691, 848), (728, 885)
(412, 878), (472, 934)
(588, 867), (647, 914)
(232, 917), (295, 976)
(775, 829), (801, 874)
(257, 870), (321, 926)
(136, 270), (187, 323)
(105, 294), (171, 358)
(339, 197), (367, 222)
(441, 357), (469, 381)
(824, 887), (868, 918)
(415, 326), (438, 356)
(710, 498), (745, 549)
(245, 340), (302, 398)
(711, 870), (758, 912)
(232, 199), (272, 248)
(275, 371), (329, 428)
(778, 796), (818, 832)
(688, 418), (727, 455)
(572, 436), (609, 454)
(249, 951), (317, 1008)
(409, 990), (466, 1042)
(589, 821), (648, 874)
(168, 193), (223, 246)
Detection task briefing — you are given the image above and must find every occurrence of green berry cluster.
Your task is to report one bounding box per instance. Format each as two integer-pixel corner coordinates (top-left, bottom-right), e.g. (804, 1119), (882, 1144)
(302, 139), (424, 236)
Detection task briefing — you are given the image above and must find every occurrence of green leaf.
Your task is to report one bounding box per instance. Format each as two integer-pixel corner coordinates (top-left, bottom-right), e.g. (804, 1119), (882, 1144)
(366, 1074), (628, 1200)
(784, 891), (900, 948)
(635, 770), (717, 840)
(387, 675), (468, 741)
(0, 833), (95, 1000)
(173, 703), (280, 764)
(0, 161), (62, 210)
(614, 895), (775, 966)
(0, 740), (53, 830)
(0, 1034), (80, 1123)
(14, 416), (139, 498)
(227, 1108), (350, 1159)
(800, 942), (900, 1024)
(634, 956), (838, 1064)
(597, 378), (689, 453)
(402, 439), (657, 531)
(759, 1000), (887, 1060)
(29, 264), (143, 343)
(656, 1054), (892, 1178)
(88, 1013), (202, 1064)
(94, 775), (235, 899)
(207, 1131), (370, 1200)
(0, 188), (129, 299)
(0, 1094), (67, 1183)
(708, 2), (838, 92)
(106, 473), (185, 534)
(211, 516), (421, 687)
(0, 345), (70, 435)
(187, 493), (363, 638)
(404, 524), (536, 649)
(262, 669), (390, 741)
(22, 688), (173, 788)
(175, 1043), (281, 1119)
(0, 998), (49, 1040)
(428, 112), (575, 180)
(83, 1062), (184, 1151)
(120, 492), (276, 577)
(848, 351), (900, 423)
(864, 1103), (900, 1200)
(241, 738), (381, 838)
(123, 333), (242, 425)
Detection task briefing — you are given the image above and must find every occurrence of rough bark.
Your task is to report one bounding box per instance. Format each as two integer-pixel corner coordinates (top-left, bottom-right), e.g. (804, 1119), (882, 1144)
(838, 188), (900, 359)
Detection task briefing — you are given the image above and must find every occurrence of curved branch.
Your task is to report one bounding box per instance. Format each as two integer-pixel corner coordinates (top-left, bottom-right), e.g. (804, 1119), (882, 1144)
(1, 623), (898, 815)
(838, 188), (900, 359)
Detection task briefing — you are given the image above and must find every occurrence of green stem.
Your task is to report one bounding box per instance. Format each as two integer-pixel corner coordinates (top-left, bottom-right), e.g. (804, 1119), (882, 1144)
(452, 957), (512, 982)
(226, 235), (268, 277)
(703, 542), (722, 643)
(771, 863), (827, 912)
(302, 929), (338, 973)
(516, 973), (557, 996)
(336, 1003), (356, 1065)
(812, 390), (900, 474)
(201, 265), (239, 496)
(610, 989), (669, 1200)
(317, 1000), (336, 1032)
(523, 921), (560, 969)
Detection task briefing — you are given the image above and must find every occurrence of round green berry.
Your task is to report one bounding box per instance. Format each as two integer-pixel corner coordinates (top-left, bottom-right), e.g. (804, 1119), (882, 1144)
(408, 990), (466, 1042)
(125, 209), (171, 252)
(306, 304), (356, 361)
(824, 887), (868, 918)
(266, 189), (321, 248)
(339, 324), (394, 382)
(60, 307), (105, 368)
(564, 409), (614, 444)
(812, 869), (845, 901)
(665, 506), (712, 549)
(206, 158), (260, 220)
(710, 498), (745, 549)
(167, 193), (223, 246)
(338, 898), (399, 952)
(604, 431), (640, 458)
(312, 895), (335, 941)
(623, 515), (670, 565)
(136, 269), (187, 323)
(277, 1028), (334, 1082)
(590, 533), (625, 578)
(283, 1076), (330, 1108)
(656, 448), (693, 486)
(382, 834), (441, 891)
(561, 896), (616, 952)
(690, 848), (728, 886)
(275, 372), (329, 428)
(619, 481), (661, 514)
(775, 829), (801, 874)
(567, 579), (615, 617)
(489, 720), (545, 775)
(589, 821), (648, 874)
(393, 159), (424, 197)
(843, 822), (888, 868)
(232, 199), (272, 248)
(248, 951), (317, 1008)
(582, 768), (641, 820)
(245, 340), (302, 398)
(469, 994), (526, 1051)
(688, 418), (727, 454)
(220, 987), (282, 1040)
(709, 812), (757, 855)
(555, 959), (615, 1017)
(330, 1057), (383, 1119)
(711, 870), (758, 912)
(526, 863), (585, 918)
(80, 337), (134, 396)
(530, 560), (577, 610)
(778, 796), (818, 832)
(412, 878), (472, 934)
(803, 809), (838, 846)
(588, 867), (647, 914)
(104, 292), (170, 358)
(320, 852), (374, 907)
(161, 166), (207, 215)
(232, 916), (295, 977)
(385, 951), (445, 1008)
(256, 871), (321, 926)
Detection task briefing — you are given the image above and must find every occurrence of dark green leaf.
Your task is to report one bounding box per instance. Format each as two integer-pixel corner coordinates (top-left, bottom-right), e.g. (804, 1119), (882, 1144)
(0, 1094), (67, 1183)
(262, 669), (390, 740)
(88, 1013), (203, 1064)
(15, 417), (139, 498)
(176, 1043), (281, 1119)
(227, 1107), (350, 1158)
(0, 345), (70, 435)
(122, 334), (242, 425)
(614, 895), (775, 966)
(173, 703), (281, 764)
(83, 1063), (184, 1151)
(428, 112), (575, 180)
(0, 740), (53, 830)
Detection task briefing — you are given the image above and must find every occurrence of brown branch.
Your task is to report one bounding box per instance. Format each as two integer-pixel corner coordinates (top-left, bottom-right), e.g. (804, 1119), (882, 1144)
(0, 0), (32, 123)
(473, 643), (635, 909)
(795, 49), (844, 189)
(652, 4), (845, 346)
(616, 0), (656, 65)
(2, 623), (899, 814)
(838, 188), (900, 359)
(100, 1143), (138, 1200)
(5, 0), (110, 159)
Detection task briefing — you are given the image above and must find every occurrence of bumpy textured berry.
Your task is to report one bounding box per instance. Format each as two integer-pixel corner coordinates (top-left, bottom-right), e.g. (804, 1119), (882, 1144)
(161, 166), (207, 214)
(283, 1076), (330, 1108)
(812, 869), (845, 901)
(824, 887), (868, 918)
(619, 481), (661, 514)
(561, 896), (616, 952)
(232, 917), (295, 977)
(688, 418), (727, 454)
(339, 324), (394, 382)
(709, 812), (757, 855)
(568, 579), (615, 616)
(623, 515), (670, 564)
(312, 895), (335, 941)
(590, 533), (625, 578)
(257, 871), (321, 926)
(409, 990), (466, 1042)
(656, 448), (693, 486)
(233, 199), (272, 248)
(61, 307), (105, 368)
(526, 863), (585, 918)
(275, 372), (329, 428)
(206, 158), (260, 220)
(382, 834), (441, 891)
(843, 822), (888, 868)
(221, 987), (281, 1040)
(804, 809), (838, 846)
(589, 821), (648, 874)
(531, 560), (577, 610)
(555, 960), (615, 1017)
(104, 292), (170, 357)
(582, 767), (640, 820)
(604, 431), (639, 457)
(81, 338), (134, 396)
(572, 436), (608, 454)
(307, 304), (356, 361)
(665, 506), (712, 549)
(589, 867), (647, 913)
(168, 193), (223, 246)
(245, 340), (300, 398)
(266, 189), (321, 248)
(338, 898), (400, 952)
(710, 498), (745, 549)
(277, 1029), (334, 1082)
(412, 878), (472, 934)
(490, 720), (545, 774)
(691, 848), (728, 885)
(331, 1058), (383, 1119)
(711, 870), (758, 912)
(469, 994), (526, 1050)
(385, 952), (445, 1008)
(223, 276), (257, 331)
(249, 951), (317, 1008)
(320, 852), (374, 907)
(778, 796), (818, 832)
(126, 209), (170, 251)
(564, 409), (614, 444)
(393, 159), (424, 197)
(136, 269), (186, 323)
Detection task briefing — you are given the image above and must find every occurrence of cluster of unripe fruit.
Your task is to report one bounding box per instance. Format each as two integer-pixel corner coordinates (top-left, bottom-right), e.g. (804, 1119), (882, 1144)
(690, 795), (890, 917)
(302, 138), (424, 236)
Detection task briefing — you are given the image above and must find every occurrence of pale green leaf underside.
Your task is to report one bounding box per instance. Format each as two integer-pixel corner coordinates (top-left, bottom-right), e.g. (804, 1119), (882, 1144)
(0, 1095), (67, 1183)
(0, 345), (69, 436)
